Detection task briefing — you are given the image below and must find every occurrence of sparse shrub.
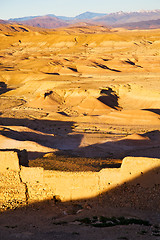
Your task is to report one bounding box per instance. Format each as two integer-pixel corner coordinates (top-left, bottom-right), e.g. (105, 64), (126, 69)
(76, 216), (151, 228)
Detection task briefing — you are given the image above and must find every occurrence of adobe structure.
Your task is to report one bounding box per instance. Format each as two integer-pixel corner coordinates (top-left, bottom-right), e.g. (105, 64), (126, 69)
(0, 150), (160, 211)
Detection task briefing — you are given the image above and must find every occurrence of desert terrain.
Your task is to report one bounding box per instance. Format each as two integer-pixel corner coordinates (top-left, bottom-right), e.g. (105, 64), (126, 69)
(0, 23), (160, 239)
(0, 24), (160, 162)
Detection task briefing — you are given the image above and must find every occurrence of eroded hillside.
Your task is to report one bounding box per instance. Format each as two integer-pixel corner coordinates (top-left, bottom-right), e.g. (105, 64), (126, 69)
(0, 25), (160, 163)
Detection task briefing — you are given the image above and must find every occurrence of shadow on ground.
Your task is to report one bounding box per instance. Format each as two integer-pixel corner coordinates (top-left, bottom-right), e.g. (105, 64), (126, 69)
(0, 166), (160, 240)
(143, 108), (160, 115)
(0, 82), (13, 95)
(63, 130), (160, 159)
(0, 116), (159, 161)
(0, 117), (83, 159)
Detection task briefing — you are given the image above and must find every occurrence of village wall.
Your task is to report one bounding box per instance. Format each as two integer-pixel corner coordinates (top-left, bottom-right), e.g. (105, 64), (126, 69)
(0, 150), (159, 210)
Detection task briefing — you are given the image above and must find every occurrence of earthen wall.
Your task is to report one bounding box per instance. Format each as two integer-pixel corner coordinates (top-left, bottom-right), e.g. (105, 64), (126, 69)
(0, 150), (159, 210)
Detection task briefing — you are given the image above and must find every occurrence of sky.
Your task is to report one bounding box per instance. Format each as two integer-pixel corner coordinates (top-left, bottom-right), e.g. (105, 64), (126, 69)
(0, 0), (160, 20)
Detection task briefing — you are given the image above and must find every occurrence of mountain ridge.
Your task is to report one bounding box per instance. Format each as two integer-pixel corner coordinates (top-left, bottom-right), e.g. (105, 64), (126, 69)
(6, 9), (160, 29)
(9, 10), (160, 21)
(118, 18), (160, 29)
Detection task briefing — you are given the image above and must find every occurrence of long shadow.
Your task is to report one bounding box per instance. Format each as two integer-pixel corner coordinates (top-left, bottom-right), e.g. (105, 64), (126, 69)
(0, 116), (159, 160)
(96, 166), (160, 212)
(0, 127), (83, 149)
(124, 59), (143, 68)
(92, 61), (121, 72)
(0, 82), (13, 95)
(143, 109), (160, 115)
(0, 117), (83, 159)
(143, 130), (160, 141)
(0, 166), (159, 240)
(98, 88), (119, 109)
(43, 72), (60, 75)
(97, 166), (160, 211)
(0, 117), (74, 135)
(67, 130), (160, 159)
(1, 166), (159, 211)
(124, 130), (160, 158)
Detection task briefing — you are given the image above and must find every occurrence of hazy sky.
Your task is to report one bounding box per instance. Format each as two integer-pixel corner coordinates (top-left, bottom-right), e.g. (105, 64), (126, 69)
(1, 0), (160, 19)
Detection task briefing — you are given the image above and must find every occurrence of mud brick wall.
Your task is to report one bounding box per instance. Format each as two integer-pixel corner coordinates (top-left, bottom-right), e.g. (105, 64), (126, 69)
(43, 170), (99, 201)
(0, 150), (160, 211)
(0, 170), (26, 210)
(20, 166), (54, 203)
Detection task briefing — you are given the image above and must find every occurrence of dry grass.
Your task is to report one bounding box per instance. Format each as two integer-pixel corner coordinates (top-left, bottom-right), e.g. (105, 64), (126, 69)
(29, 153), (122, 172)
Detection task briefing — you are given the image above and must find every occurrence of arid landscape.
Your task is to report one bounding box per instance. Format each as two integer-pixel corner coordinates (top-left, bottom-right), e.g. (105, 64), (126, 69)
(0, 19), (160, 239)
(0, 23), (160, 162)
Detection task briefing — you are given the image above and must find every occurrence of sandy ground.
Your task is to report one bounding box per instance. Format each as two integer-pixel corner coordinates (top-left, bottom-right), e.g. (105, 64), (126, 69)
(0, 25), (160, 238)
(0, 199), (160, 240)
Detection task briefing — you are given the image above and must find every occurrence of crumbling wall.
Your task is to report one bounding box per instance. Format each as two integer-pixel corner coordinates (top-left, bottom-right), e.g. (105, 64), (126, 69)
(0, 150), (160, 211)
(0, 151), (27, 210)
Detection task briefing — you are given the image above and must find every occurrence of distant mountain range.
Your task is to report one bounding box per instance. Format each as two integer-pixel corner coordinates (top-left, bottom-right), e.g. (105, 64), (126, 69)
(5, 10), (160, 29)
(119, 18), (160, 29)
(14, 16), (68, 29)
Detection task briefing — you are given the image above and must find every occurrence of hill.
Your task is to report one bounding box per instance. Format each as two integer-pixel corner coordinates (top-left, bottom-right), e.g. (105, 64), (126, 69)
(14, 16), (69, 29)
(8, 10), (160, 29)
(118, 18), (160, 29)
(94, 10), (160, 25)
(0, 22), (31, 33)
